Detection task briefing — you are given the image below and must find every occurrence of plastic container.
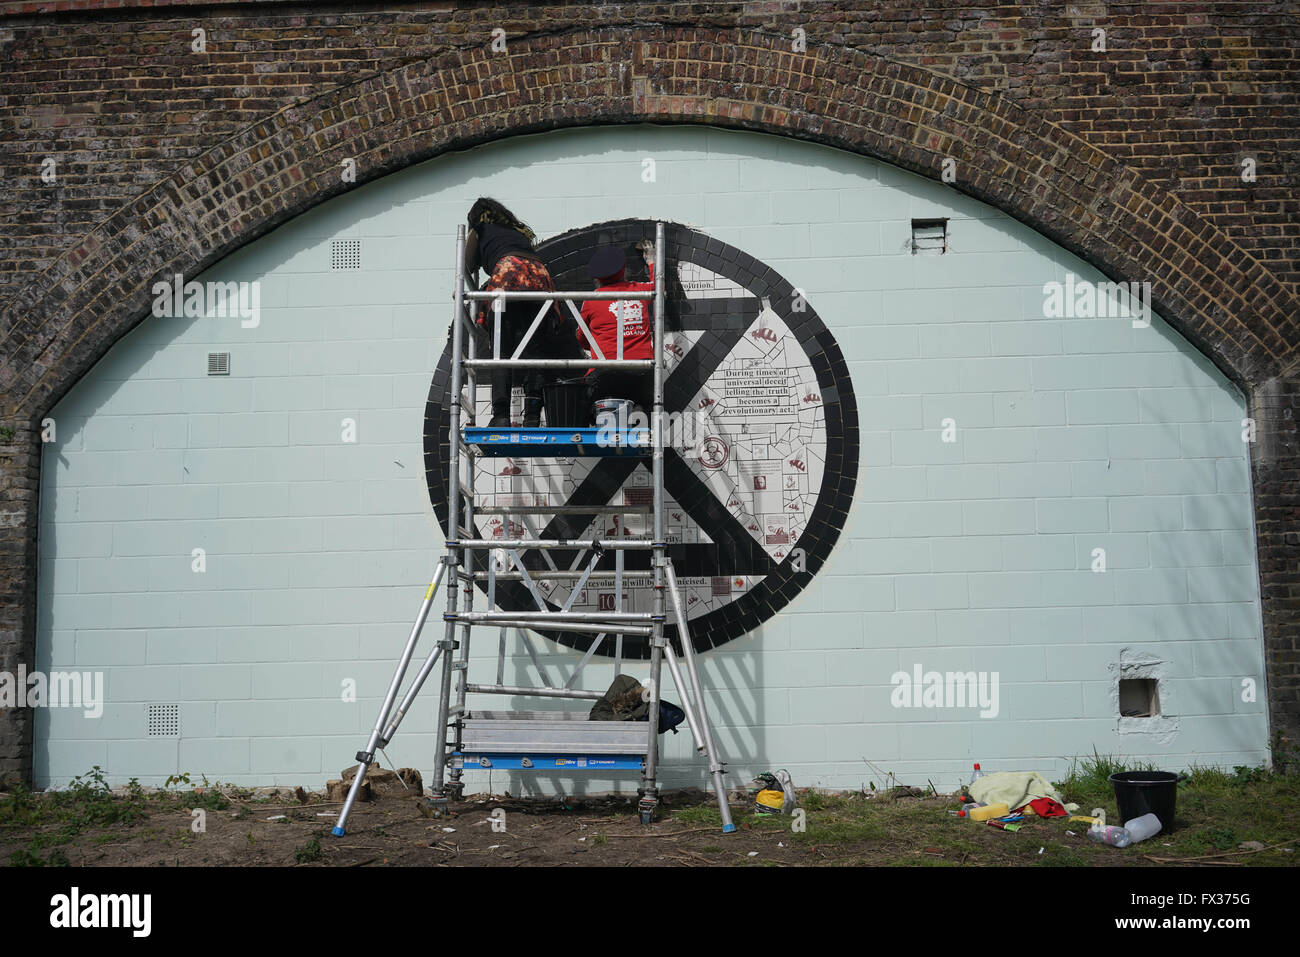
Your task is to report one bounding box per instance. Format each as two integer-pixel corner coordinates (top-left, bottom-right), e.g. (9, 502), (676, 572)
(775, 769), (798, 812)
(593, 397), (634, 426)
(1087, 825), (1132, 847)
(966, 803), (1009, 822)
(1123, 812), (1162, 843)
(969, 763), (984, 786)
(1109, 771), (1179, 832)
(1086, 808), (1133, 848)
(542, 378), (590, 428)
(960, 801), (986, 812)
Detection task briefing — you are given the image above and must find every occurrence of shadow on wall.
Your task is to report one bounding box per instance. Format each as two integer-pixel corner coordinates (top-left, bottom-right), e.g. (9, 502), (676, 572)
(30, 138), (550, 786)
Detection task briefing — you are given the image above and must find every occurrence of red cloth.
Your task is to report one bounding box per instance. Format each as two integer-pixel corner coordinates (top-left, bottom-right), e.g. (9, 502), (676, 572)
(1026, 797), (1067, 818)
(579, 263), (655, 361)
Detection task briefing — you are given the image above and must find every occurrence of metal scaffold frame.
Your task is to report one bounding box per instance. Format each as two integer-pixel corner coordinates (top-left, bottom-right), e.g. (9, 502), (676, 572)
(332, 222), (735, 836)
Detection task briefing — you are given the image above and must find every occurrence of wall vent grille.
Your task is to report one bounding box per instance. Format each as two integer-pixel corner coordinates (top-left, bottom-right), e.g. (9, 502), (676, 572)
(910, 218), (949, 255)
(147, 703), (180, 737)
(207, 352), (231, 376)
(331, 239), (362, 270)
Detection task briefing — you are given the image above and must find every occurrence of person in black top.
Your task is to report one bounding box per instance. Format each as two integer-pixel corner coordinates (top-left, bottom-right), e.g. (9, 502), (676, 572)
(464, 198), (568, 427)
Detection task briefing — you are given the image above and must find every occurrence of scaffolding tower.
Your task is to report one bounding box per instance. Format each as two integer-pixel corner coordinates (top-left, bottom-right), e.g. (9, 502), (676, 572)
(332, 222), (735, 836)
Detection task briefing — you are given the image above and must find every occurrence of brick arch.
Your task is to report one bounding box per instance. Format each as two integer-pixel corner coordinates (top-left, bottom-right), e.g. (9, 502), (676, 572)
(3, 25), (1296, 421)
(3, 24), (1298, 783)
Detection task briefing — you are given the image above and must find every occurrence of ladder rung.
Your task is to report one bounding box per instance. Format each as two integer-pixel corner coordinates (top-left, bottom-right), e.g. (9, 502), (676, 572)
(462, 359), (655, 370)
(465, 684), (604, 701)
(473, 570), (655, 580)
(455, 539), (657, 550)
(469, 619), (652, 638)
(454, 611), (654, 623)
(466, 290), (654, 301)
(474, 505), (653, 516)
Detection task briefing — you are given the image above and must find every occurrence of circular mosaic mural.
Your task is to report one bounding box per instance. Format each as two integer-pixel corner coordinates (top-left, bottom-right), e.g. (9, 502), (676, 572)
(425, 220), (858, 658)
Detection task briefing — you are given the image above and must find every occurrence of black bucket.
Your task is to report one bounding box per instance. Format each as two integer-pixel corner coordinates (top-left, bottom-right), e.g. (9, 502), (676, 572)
(542, 378), (590, 428)
(1109, 771), (1180, 830)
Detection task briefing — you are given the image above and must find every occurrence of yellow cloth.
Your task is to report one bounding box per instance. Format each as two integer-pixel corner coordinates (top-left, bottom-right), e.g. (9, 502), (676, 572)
(968, 771), (1077, 813)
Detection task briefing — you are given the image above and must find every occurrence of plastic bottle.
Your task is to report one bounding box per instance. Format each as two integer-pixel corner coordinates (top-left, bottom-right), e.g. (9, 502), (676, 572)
(1087, 825), (1133, 847)
(775, 769), (798, 813)
(1085, 808), (1133, 848)
(1123, 813), (1162, 843)
(961, 801), (986, 813)
(969, 763), (984, 786)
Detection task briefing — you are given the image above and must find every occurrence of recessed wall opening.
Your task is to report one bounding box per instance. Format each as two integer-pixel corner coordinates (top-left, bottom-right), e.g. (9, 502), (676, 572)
(910, 217), (948, 255)
(1119, 678), (1161, 718)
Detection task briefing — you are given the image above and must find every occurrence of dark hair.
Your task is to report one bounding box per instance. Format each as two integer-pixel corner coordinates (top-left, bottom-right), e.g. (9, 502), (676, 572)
(467, 197), (537, 246)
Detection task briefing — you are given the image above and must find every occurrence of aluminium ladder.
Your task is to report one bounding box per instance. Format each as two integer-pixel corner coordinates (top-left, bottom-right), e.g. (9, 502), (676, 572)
(332, 222), (735, 836)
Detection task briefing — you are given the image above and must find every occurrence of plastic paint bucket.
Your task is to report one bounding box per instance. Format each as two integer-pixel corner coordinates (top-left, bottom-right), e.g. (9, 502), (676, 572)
(1109, 771), (1179, 831)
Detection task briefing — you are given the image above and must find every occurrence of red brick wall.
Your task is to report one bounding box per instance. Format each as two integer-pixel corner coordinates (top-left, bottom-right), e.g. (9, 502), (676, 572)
(0, 2), (1297, 784)
(1, 2), (1295, 303)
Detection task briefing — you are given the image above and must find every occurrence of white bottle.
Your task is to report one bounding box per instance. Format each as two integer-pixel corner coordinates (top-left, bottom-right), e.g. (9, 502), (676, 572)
(1123, 812), (1162, 843)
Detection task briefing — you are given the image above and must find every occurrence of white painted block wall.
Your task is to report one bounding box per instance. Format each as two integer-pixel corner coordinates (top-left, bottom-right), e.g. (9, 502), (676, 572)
(34, 125), (1267, 793)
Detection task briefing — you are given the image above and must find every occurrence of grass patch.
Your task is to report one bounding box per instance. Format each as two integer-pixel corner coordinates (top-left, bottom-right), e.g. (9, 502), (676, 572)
(1035, 844), (1089, 867)
(669, 754), (1300, 867)
(1051, 752), (1300, 864)
(1053, 751), (1300, 861)
(671, 804), (724, 826)
(0, 766), (233, 861)
(798, 790), (841, 812)
(293, 838), (323, 864)
(0, 769), (146, 831)
(672, 792), (888, 846)
(786, 795), (885, 845)
(1056, 748), (1159, 810)
(9, 847), (70, 867)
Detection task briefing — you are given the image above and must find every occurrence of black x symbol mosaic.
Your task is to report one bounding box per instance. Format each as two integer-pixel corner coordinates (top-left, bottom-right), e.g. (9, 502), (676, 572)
(425, 220), (859, 657)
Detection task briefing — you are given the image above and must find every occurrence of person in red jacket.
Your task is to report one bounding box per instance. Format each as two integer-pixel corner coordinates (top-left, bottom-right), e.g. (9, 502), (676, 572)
(579, 241), (656, 417)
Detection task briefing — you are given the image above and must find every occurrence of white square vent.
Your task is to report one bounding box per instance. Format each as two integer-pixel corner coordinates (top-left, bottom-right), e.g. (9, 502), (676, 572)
(147, 703), (180, 737)
(331, 239), (361, 270)
(207, 352), (230, 376)
(911, 218), (949, 255)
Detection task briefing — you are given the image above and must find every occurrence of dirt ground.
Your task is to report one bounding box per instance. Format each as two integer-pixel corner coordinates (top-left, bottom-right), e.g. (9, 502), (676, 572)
(4, 778), (1297, 867)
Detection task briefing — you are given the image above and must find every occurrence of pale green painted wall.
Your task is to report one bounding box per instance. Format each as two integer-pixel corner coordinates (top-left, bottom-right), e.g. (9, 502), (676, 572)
(34, 124), (1267, 793)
